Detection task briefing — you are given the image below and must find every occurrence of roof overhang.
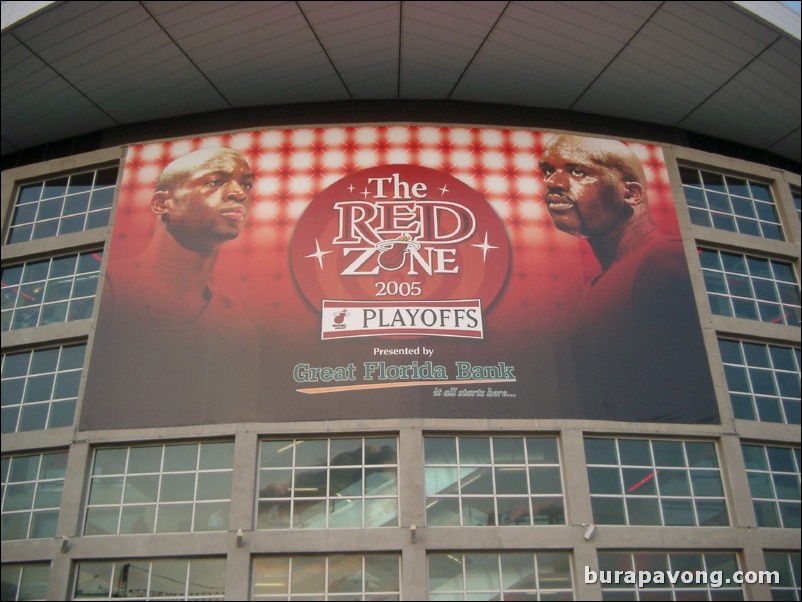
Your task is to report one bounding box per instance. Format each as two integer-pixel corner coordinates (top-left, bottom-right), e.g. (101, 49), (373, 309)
(2, 1), (800, 161)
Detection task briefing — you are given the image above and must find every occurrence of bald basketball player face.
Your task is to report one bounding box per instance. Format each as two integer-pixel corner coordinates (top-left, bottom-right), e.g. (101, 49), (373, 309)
(539, 136), (643, 239)
(154, 149), (255, 245)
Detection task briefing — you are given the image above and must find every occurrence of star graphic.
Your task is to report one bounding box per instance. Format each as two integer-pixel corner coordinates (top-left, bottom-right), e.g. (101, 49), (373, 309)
(306, 239), (332, 269)
(471, 232), (498, 262)
(348, 183), (355, 193)
(438, 184), (450, 196)
(361, 187), (371, 199)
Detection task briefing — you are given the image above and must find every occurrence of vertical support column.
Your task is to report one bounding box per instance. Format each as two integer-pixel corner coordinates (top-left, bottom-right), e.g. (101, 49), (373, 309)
(560, 429), (593, 526)
(48, 440), (92, 600)
(719, 434), (756, 528)
(398, 427), (427, 601)
(740, 544), (772, 601)
(560, 428), (601, 599)
(225, 430), (257, 601)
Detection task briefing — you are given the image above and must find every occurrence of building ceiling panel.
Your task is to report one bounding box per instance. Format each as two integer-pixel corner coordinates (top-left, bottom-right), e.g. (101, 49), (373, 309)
(3, 87), (115, 149)
(768, 128), (801, 161)
(144, 0), (277, 40)
(300, 1), (399, 36)
(402, 19), (483, 57)
(571, 71), (694, 126)
(399, 62), (460, 98)
(226, 72), (350, 106)
(507, 1), (647, 53)
(222, 62), (348, 106)
(167, 3), (302, 58)
(337, 47), (399, 75)
(680, 82), (794, 152)
(455, 39), (592, 106)
(15, 2), (149, 61)
(631, 20), (747, 83)
(44, 21), (165, 76)
(194, 21), (323, 79)
(348, 72), (401, 99)
(324, 27), (398, 58)
(1, 1), (799, 161)
(2, 41), (49, 92)
(689, 0), (778, 45)
(9, 1), (134, 48)
(302, 1), (399, 99)
(106, 76), (228, 124)
(405, 0), (505, 39)
(89, 54), (209, 107)
(67, 36), (177, 91)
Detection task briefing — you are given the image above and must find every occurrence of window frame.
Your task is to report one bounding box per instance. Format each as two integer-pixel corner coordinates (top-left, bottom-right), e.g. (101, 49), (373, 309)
(697, 247), (800, 327)
(1, 249), (105, 332)
(596, 550), (743, 599)
(1, 450), (68, 541)
(72, 557), (226, 600)
(252, 553), (401, 600)
(423, 435), (566, 527)
(680, 165), (784, 240)
(1, 342), (87, 433)
(585, 437), (730, 527)
(82, 441), (235, 536)
(718, 338), (801, 425)
(742, 443), (801, 529)
(257, 435), (400, 530)
(427, 550), (574, 601)
(4, 165), (118, 245)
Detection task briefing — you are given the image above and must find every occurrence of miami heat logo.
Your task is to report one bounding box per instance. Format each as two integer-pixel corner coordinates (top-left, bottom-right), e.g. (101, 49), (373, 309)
(376, 234), (418, 271)
(290, 164), (510, 339)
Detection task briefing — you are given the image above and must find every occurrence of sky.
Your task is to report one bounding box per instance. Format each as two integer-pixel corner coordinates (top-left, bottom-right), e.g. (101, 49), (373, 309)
(781, 1), (801, 14)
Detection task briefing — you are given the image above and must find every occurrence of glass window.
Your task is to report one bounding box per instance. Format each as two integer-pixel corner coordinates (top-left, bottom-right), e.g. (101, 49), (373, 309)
(698, 248), (800, 327)
(597, 551), (742, 599)
(1, 452), (67, 540)
(718, 339), (800, 425)
(257, 436), (398, 529)
(6, 167), (117, 244)
(1, 251), (104, 332)
(585, 438), (728, 527)
(428, 551), (572, 600)
(0, 563), (50, 601)
(73, 557), (225, 600)
(742, 444), (801, 529)
(764, 551), (801, 600)
(252, 554), (400, 600)
(84, 442), (233, 536)
(680, 167), (784, 240)
(424, 436), (564, 527)
(791, 188), (801, 221)
(1, 343), (86, 433)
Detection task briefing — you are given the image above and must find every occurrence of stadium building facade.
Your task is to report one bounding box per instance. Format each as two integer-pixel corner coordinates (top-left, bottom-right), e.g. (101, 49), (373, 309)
(1, 2), (800, 600)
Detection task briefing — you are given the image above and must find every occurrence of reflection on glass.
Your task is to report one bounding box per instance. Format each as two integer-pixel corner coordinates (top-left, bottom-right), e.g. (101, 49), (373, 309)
(84, 442), (233, 536)
(258, 437), (399, 530)
(598, 552), (743, 599)
(1, 452), (67, 541)
(253, 557), (290, 597)
(425, 436), (564, 527)
(252, 555), (398, 600)
(365, 498), (397, 527)
(587, 438), (728, 527)
(74, 558), (225, 600)
(743, 443), (800, 528)
(156, 504), (194, 533)
(429, 552), (572, 600)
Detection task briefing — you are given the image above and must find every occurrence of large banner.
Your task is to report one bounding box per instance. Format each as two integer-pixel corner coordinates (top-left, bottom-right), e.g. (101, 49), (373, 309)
(80, 126), (719, 429)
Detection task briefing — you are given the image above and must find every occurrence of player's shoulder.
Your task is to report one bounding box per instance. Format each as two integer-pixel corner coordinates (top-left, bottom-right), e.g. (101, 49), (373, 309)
(639, 233), (686, 274)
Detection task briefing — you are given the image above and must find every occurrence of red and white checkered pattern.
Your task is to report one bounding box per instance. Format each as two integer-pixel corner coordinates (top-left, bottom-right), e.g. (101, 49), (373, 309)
(111, 126), (676, 334)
